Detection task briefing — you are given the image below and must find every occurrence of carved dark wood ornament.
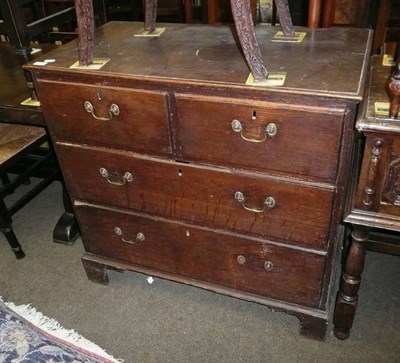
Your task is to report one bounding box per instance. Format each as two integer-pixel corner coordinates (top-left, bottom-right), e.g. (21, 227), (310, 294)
(144, 0), (158, 33)
(383, 157), (400, 205)
(230, 0), (268, 82)
(228, 0), (295, 82)
(362, 138), (383, 208)
(75, 0), (95, 66)
(274, 0), (295, 37)
(387, 61), (400, 119)
(73, 0), (294, 81)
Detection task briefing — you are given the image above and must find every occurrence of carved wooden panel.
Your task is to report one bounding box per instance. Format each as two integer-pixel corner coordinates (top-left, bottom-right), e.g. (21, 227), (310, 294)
(332, 0), (363, 26)
(384, 157), (400, 205)
(322, 0), (370, 28)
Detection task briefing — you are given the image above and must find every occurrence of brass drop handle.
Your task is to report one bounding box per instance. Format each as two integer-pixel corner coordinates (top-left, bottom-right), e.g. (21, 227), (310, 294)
(84, 101), (120, 121)
(231, 120), (277, 143)
(114, 227), (145, 245)
(234, 191), (276, 213)
(99, 168), (133, 186)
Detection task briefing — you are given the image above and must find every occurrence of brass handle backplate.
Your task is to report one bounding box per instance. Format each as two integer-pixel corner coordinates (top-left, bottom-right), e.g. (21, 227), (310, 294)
(84, 101), (120, 121)
(114, 227), (145, 245)
(231, 120), (277, 143)
(234, 191), (276, 213)
(99, 167), (133, 186)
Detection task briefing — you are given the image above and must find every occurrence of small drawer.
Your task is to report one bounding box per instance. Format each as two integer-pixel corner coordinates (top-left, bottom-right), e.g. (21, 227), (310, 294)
(36, 80), (171, 155)
(75, 204), (325, 308)
(176, 94), (346, 179)
(57, 144), (334, 249)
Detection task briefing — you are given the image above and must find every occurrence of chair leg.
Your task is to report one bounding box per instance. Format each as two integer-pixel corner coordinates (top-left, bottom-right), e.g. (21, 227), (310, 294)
(1, 173), (18, 194)
(1, 172), (11, 186)
(0, 198), (25, 259)
(52, 181), (80, 245)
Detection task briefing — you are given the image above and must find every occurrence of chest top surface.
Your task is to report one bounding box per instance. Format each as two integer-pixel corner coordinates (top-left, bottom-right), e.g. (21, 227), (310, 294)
(357, 55), (400, 133)
(28, 22), (372, 100)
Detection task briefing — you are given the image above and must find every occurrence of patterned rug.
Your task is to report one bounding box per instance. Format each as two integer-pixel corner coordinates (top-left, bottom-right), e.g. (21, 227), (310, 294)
(0, 297), (121, 362)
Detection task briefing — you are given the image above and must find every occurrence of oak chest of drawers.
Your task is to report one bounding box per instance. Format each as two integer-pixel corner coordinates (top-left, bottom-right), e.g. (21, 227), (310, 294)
(27, 22), (372, 340)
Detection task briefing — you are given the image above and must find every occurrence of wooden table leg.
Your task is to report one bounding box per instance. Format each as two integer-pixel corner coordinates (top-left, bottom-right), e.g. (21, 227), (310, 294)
(308, 0), (322, 28)
(0, 198), (25, 259)
(206, 0), (218, 24)
(183, 0), (193, 23)
(333, 226), (370, 339)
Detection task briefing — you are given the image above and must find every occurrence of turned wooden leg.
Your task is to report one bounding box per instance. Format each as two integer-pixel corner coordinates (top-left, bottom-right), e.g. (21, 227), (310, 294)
(82, 256), (109, 285)
(333, 226), (369, 339)
(0, 198), (25, 259)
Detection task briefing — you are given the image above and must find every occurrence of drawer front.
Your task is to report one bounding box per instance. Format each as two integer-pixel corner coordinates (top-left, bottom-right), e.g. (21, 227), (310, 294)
(36, 80), (171, 154)
(176, 95), (345, 179)
(75, 204), (325, 308)
(57, 144), (334, 249)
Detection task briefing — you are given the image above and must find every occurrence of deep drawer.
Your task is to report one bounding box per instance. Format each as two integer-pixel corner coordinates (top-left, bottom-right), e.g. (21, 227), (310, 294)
(57, 144), (334, 249)
(35, 80), (171, 155)
(175, 94), (346, 179)
(75, 204), (325, 308)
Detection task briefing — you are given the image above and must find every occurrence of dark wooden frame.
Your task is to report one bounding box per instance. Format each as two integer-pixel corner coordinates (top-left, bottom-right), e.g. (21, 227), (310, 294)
(0, 0), (76, 57)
